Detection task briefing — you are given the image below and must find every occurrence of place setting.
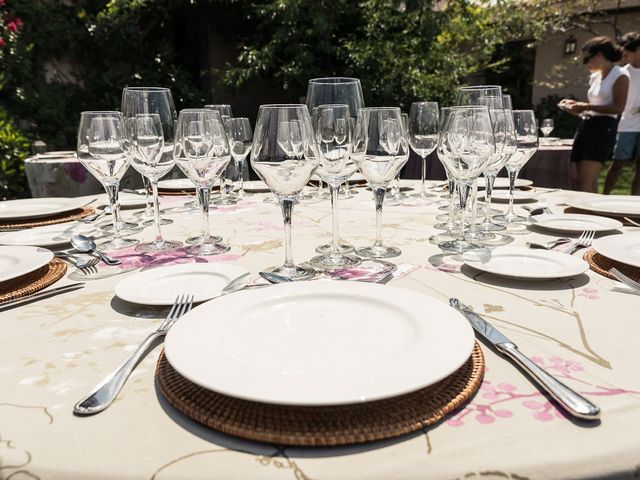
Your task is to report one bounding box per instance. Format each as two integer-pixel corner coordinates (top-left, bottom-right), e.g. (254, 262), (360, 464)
(0, 196), (97, 231)
(582, 232), (640, 286)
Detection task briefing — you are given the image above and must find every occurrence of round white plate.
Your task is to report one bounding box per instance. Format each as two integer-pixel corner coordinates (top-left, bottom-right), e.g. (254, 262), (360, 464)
(592, 233), (640, 268)
(464, 247), (589, 279)
(0, 246), (53, 282)
(479, 177), (533, 189)
(483, 190), (538, 202)
(158, 178), (196, 191)
(0, 197), (89, 220)
(97, 192), (147, 208)
(567, 195), (640, 217)
(0, 223), (96, 247)
(164, 280), (475, 406)
(531, 213), (622, 233)
(242, 181), (270, 193)
(115, 263), (250, 305)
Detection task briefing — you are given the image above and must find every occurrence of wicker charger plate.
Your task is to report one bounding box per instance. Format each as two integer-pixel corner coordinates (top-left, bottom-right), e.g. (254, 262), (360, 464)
(564, 207), (639, 227)
(583, 249), (640, 282)
(156, 342), (484, 446)
(0, 207), (95, 231)
(0, 258), (67, 303)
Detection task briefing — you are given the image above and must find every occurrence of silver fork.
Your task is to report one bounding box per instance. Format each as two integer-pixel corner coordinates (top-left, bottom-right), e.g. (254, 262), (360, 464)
(377, 271), (395, 284)
(563, 230), (595, 255)
(74, 294), (194, 415)
(609, 268), (640, 291)
(77, 259), (100, 275)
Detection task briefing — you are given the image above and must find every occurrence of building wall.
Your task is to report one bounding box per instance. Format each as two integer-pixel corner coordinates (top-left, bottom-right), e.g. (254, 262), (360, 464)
(531, 8), (640, 106)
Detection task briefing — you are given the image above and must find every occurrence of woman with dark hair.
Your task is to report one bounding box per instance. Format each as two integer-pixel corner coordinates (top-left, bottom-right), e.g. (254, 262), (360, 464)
(559, 36), (629, 192)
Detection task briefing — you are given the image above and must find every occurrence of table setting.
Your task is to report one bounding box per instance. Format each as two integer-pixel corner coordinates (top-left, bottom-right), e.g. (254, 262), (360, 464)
(2, 81), (640, 479)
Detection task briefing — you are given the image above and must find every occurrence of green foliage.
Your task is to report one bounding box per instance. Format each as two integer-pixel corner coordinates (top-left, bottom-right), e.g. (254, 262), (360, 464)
(0, 108), (30, 200)
(534, 94), (581, 139)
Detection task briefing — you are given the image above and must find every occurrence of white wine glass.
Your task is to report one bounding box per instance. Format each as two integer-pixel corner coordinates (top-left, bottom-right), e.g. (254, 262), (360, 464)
(540, 118), (554, 137)
(77, 111), (138, 250)
(228, 117), (253, 198)
(409, 101), (439, 200)
(250, 104), (319, 281)
(354, 107), (410, 258)
(175, 109), (231, 255)
(205, 104), (236, 205)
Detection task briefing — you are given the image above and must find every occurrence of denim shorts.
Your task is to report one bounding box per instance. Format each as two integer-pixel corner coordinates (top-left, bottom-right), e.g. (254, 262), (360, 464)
(613, 131), (640, 160)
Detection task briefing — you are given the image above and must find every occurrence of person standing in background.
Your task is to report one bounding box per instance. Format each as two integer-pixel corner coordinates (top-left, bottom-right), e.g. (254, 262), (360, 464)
(559, 36), (629, 193)
(604, 32), (640, 195)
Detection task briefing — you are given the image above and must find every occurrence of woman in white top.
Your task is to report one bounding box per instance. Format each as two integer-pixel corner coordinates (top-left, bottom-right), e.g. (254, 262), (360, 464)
(560, 36), (629, 192)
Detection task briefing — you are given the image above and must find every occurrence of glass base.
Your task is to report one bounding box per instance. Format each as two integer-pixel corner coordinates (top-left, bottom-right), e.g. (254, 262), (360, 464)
(493, 213), (528, 223)
(211, 196), (237, 206)
(468, 232), (514, 247)
(429, 232), (456, 244)
(309, 253), (361, 270)
(355, 244), (401, 259)
(476, 220), (506, 232)
(186, 242), (230, 255)
(501, 222), (530, 234)
(99, 220), (142, 233)
(411, 191), (437, 200)
(315, 242), (354, 255)
(438, 239), (482, 254)
(186, 234), (223, 245)
(135, 239), (182, 253)
(433, 221), (457, 231)
(98, 237), (138, 250)
(263, 264), (317, 282)
(142, 217), (174, 226)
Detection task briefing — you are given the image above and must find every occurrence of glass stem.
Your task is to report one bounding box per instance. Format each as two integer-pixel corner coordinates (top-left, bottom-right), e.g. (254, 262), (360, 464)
(104, 182), (122, 240)
(447, 179), (457, 228)
(280, 198), (295, 269)
(420, 155), (427, 197)
(484, 174), (496, 223)
(142, 174), (152, 214)
(220, 172), (226, 201)
(457, 181), (471, 242)
(507, 168), (519, 217)
(330, 184), (340, 254)
(197, 185), (211, 244)
(470, 180), (478, 227)
(373, 187), (386, 248)
(150, 179), (163, 244)
(237, 159), (245, 195)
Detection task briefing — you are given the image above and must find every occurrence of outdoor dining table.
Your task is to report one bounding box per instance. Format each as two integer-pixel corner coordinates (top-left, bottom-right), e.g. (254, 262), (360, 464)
(1, 180), (639, 479)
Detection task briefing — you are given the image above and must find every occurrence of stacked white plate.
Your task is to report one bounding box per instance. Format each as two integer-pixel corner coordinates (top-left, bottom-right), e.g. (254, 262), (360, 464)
(164, 281), (475, 406)
(0, 246), (53, 282)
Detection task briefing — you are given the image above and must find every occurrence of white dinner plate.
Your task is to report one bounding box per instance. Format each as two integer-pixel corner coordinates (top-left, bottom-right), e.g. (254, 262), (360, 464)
(464, 247), (589, 279)
(483, 190), (538, 202)
(164, 280), (476, 406)
(530, 213), (623, 233)
(0, 246), (53, 282)
(157, 178), (196, 191)
(0, 197), (89, 220)
(0, 223), (96, 247)
(242, 180), (270, 193)
(115, 263), (250, 305)
(479, 177), (533, 189)
(567, 195), (640, 217)
(592, 233), (640, 269)
(97, 192), (147, 208)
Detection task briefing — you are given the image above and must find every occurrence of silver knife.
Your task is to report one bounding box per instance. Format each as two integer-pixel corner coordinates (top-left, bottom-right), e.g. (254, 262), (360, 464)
(450, 298), (600, 420)
(0, 283), (85, 310)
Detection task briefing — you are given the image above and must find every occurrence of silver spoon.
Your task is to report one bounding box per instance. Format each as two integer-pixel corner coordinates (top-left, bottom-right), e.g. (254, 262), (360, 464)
(259, 271), (295, 284)
(71, 235), (121, 265)
(525, 238), (571, 250)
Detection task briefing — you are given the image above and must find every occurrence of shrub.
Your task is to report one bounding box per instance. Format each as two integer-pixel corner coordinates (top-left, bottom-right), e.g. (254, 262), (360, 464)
(0, 108), (30, 200)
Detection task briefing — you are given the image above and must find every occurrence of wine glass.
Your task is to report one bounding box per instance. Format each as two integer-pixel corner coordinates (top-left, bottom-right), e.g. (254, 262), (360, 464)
(502, 94), (513, 110)
(409, 101), (439, 200)
(437, 106), (495, 254)
(389, 112), (410, 203)
(493, 110), (539, 228)
(309, 104), (360, 269)
(250, 104), (319, 281)
(175, 109), (231, 255)
(354, 107), (410, 258)
(228, 117), (253, 198)
(122, 89), (181, 252)
(457, 85), (503, 106)
(205, 104), (236, 205)
(540, 118), (554, 137)
(77, 111), (138, 250)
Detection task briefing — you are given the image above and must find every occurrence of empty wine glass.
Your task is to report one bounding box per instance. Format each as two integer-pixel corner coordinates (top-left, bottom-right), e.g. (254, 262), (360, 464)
(228, 117), (253, 198)
(205, 104), (236, 205)
(502, 94), (513, 110)
(175, 109), (231, 255)
(493, 110), (539, 228)
(309, 104), (360, 269)
(250, 104), (319, 281)
(457, 85), (503, 106)
(77, 111), (138, 250)
(540, 118), (554, 137)
(354, 107), (410, 258)
(409, 102), (439, 200)
(437, 106), (495, 254)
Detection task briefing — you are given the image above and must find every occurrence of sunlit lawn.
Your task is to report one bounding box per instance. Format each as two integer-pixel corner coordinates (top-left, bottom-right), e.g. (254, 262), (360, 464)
(598, 162), (637, 194)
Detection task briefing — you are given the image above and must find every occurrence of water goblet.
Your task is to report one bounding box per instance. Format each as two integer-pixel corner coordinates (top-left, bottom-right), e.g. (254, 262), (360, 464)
(409, 102), (439, 200)
(228, 117), (253, 198)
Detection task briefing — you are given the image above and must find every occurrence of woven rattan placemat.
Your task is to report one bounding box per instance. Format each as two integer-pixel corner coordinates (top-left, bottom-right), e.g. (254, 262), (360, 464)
(0, 258), (67, 303)
(564, 207), (639, 227)
(156, 342), (484, 446)
(0, 207), (95, 231)
(583, 249), (640, 282)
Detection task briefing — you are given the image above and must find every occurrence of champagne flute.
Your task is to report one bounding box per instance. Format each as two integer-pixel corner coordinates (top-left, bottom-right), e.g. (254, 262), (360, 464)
(250, 104), (319, 281)
(205, 104), (236, 205)
(354, 107), (410, 258)
(175, 109), (231, 255)
(309, 104), (360, 269)
(228, 117), (253, 198)
(409, 101), (439, 200)
(493, 110), (538, 228)
(77, 111), (138, 249)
